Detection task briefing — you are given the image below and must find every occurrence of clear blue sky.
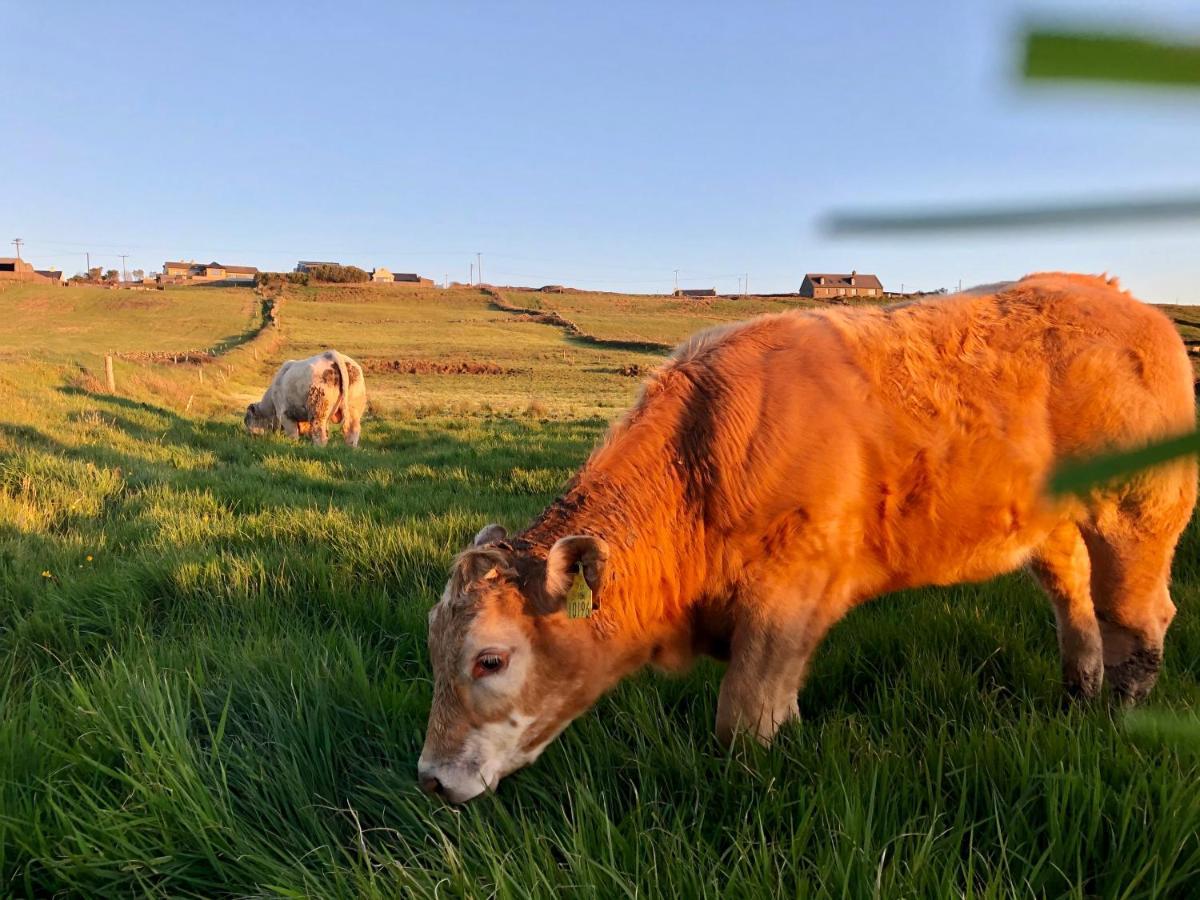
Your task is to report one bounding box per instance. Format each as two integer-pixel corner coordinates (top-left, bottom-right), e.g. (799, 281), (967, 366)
(5, 0), (1200, 300)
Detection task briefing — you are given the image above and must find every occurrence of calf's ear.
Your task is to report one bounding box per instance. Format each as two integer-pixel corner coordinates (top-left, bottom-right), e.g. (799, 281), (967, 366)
(545, 535), (609, 609)
(474, 523), (508, 546)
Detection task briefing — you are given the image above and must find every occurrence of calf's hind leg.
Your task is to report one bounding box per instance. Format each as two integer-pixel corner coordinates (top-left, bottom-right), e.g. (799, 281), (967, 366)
(1029, 523), (1103, 699)
(342, 413), (361, 448)
(305, 384), (333, 446)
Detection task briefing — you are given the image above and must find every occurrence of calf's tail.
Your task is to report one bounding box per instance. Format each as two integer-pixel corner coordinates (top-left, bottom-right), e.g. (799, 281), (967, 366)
(325, 349), (350, 423)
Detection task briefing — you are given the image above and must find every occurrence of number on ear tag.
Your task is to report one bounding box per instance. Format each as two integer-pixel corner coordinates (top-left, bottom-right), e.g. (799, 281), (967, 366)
(565, 562), (593, 619)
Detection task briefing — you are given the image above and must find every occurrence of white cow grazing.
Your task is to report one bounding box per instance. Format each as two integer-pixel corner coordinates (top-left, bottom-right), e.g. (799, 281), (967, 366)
(244, 349), (366, 447)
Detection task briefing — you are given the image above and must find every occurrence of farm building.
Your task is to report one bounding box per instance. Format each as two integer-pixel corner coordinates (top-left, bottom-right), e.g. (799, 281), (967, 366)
(0, 258), (60, 283)
(674, 288), (717, 298)
(162, 261), (259, 282)
(370, 268), (394, 283)
(391, 273), (434, 285)
(35, 269), (65, 284)
(221, 265), (258, 282)
(799, 271), (883, 299)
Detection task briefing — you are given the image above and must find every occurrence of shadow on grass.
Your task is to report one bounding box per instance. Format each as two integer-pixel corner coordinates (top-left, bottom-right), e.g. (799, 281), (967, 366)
(11, 389), (606, 533)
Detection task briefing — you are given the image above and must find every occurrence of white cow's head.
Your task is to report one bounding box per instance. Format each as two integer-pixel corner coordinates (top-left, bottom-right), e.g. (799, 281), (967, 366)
(243, 402), (274, 435)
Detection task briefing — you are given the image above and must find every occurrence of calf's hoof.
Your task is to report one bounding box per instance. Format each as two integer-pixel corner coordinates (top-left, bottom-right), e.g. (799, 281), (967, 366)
(1062, 664), (1103, 703)
(1106, 646), (1163, 706)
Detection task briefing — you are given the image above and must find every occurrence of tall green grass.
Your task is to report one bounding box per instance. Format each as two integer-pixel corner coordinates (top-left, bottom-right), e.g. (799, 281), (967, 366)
(0, 283), (1198, 896)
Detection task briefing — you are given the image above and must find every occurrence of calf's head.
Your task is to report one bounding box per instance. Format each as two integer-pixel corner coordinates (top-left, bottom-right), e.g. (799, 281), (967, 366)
(418, 524), (610, 803)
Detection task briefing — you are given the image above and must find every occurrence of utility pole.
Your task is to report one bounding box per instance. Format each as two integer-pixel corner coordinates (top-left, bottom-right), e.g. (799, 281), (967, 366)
(119, 254), (129, 283)
(673, 269), (679, 293)
(744, 273), (749, 297)
(469, 262), (474, 285)
(11, 238), (22, 259)
(444, 273), (449, 288)
(476, 252), (483, 285)
(86, 251), (91, 274)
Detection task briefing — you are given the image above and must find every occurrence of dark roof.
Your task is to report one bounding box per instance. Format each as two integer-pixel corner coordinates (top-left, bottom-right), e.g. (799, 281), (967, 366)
(163, 260), (192, 269)
(803, 272), (883, 290)
(222, 265), (258, 274)
(677, 288), (717, 297)
(391, 272), (423, 282)
(35, 270), (63, 279)
(297, 260), (340, 267)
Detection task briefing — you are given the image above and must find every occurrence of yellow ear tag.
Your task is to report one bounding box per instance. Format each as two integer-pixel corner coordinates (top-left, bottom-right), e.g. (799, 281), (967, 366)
(565, 562), (594, 619)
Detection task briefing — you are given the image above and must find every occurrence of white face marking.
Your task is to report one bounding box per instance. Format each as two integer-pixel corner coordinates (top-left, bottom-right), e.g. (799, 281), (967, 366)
(475, 712), (539, 788)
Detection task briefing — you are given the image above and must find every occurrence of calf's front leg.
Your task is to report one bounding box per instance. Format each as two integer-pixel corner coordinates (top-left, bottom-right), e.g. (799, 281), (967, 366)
(715, 596), (837, 745)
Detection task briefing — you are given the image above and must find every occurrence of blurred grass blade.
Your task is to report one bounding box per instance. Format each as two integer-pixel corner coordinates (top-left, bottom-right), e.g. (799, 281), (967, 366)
(1124, 709), (1200, 749)
(1050, 430), (1200, 495)
(824, 195), (1200, 235)
(1024, 28), (1200, 88)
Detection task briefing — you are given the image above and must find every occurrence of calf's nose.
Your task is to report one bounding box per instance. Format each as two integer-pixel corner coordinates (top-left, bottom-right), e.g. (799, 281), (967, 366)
(418, 769), (444, 797)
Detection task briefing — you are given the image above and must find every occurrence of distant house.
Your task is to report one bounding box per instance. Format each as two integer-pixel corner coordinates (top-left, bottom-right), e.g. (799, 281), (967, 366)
(35, 269), (65, 284)
(162, 260), (259, 282)
(799, 271), (883, 299)
(370, 267), (394, 283)
(295, 261), (340, 273)
(674, 288), (717, 298)
(0, 258), (58, 283)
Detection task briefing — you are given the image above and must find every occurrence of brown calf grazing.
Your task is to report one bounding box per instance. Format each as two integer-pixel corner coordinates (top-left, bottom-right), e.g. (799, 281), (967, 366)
(419, 273), (1197, 803)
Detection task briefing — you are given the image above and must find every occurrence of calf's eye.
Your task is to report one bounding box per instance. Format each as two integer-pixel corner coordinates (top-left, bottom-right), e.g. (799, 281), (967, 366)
(472, 651), (509, 679)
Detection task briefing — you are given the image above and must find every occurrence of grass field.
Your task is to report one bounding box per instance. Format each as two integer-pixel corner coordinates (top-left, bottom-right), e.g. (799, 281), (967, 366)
(500, 289), (820, 345)
(0, 282), (261, 366)
(1, 280), (1199, 897)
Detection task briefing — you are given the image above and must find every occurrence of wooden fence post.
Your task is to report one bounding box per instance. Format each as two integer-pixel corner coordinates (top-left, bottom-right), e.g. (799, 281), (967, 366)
(104, 354), (116, 392)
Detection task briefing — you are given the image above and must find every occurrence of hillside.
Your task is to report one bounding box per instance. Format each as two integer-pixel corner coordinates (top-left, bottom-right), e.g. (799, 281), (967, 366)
(0, 282), (261, 365)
